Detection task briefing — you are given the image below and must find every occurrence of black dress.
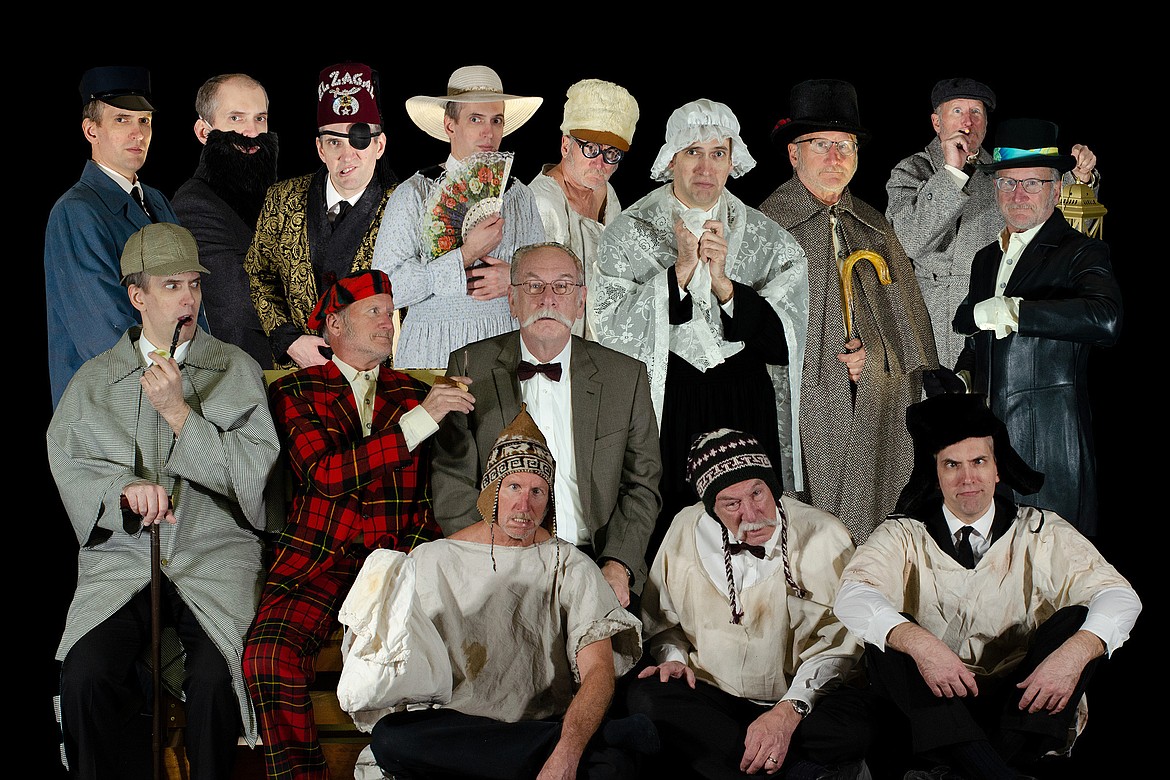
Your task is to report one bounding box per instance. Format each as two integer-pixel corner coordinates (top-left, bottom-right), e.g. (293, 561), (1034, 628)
(650, 273), (789, 564)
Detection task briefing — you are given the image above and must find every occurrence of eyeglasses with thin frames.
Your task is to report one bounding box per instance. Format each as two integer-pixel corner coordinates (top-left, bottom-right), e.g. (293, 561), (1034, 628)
(571, 137), (624, 165)
(993, 177), (1054, 194)
(511, 280), (584, 296)
(794, 137), (858, 157)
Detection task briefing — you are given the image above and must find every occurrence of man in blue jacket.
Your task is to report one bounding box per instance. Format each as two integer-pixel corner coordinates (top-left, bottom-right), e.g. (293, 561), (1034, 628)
(44, 65), (184, 408)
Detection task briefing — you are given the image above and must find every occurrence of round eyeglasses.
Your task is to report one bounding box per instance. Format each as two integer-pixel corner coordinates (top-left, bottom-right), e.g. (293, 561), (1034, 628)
(511, 280), (584, 296)
(993, 177), (1054, 194)
(795, 137), (858, 157)
(572, 137), (624, 165)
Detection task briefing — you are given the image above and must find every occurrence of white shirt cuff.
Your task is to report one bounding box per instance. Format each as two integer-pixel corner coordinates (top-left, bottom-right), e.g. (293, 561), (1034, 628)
(973, 296), (1022, 338)
(399, 404), (438, 452)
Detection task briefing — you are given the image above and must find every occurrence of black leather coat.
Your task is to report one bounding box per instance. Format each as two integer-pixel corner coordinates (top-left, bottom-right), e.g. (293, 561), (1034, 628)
(953, 211), (1121, 535)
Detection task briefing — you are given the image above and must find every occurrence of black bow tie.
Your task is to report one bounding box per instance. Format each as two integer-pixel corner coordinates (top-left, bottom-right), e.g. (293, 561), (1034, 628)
(726, 542), (766, 559)
(517, 360), (562, 382)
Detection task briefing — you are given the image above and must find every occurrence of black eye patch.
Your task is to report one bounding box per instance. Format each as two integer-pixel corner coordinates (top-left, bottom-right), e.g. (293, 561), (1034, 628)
(317, 123), (381, 150)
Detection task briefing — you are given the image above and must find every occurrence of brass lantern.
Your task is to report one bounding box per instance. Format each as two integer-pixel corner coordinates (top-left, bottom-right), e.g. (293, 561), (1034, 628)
(1058, 182), (1107, 238)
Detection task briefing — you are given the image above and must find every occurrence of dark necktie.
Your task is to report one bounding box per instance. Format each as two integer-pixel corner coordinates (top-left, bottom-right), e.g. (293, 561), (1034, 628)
(955, 526), (976, 569)
(131, 187), (153, 222)
(726, 542), (766, 559)
(516, 360), (562, 382)
(329, 200), (351, 230)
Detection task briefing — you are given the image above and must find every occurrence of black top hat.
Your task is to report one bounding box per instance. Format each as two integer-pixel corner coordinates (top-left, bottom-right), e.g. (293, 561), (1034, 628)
(771, 79), (869, 146)
(80, 66), (154, 112)
(895, 393), (1044, 517)
(977, 118), (1076, 173)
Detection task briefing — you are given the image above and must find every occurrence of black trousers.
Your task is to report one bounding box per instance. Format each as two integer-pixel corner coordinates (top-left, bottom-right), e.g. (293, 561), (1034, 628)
(863, 605), (1099, 761)
(59, 577), (241, 780)
(370, 708), (643, 779)
(625, 673), (877, 779)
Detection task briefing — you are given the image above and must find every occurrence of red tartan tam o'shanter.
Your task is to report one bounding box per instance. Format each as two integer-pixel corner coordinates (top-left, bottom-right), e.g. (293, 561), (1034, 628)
(306, 269), (393, 331)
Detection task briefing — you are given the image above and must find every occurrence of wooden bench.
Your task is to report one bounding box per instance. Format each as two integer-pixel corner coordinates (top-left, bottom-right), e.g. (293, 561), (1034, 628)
(162, 628), (365, 779)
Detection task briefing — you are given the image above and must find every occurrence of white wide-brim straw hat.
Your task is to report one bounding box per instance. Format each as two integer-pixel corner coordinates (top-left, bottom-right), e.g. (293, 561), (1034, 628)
(406, 65), (543, 142)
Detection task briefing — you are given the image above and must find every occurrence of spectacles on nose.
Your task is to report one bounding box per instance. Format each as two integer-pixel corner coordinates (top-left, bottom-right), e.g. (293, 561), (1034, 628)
(511, 280), (584, 296)
(993, 177), (1054, 194)
(571, 137), (624, 165)
(795, 137), (858, 157)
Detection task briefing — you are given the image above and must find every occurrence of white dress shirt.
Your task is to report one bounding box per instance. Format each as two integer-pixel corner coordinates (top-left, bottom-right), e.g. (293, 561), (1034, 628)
(972, 222), (1044, 338)
(517, 337), (586, 545)
(332, 356), (436, 450)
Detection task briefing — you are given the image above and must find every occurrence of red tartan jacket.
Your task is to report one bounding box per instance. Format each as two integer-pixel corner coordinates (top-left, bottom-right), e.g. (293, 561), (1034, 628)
(263, 361), (441, 596)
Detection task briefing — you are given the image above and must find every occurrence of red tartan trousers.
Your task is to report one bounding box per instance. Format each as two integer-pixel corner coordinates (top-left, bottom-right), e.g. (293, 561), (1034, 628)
(244, 546), (365, 780)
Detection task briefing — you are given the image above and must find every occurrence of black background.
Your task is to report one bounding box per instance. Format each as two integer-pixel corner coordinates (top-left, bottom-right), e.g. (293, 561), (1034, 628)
(30, 35), (1149, 778)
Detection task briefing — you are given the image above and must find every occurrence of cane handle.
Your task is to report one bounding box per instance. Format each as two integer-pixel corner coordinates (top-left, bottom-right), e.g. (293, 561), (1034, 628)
(840, 250), (892, 341)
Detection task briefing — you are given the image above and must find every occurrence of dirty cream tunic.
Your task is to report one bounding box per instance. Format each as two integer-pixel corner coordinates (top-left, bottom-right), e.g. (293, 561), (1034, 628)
(840, 507), (1137, 678)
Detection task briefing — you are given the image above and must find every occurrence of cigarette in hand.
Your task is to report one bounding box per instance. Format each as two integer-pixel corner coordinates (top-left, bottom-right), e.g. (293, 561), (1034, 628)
(433, 375), (469, 391)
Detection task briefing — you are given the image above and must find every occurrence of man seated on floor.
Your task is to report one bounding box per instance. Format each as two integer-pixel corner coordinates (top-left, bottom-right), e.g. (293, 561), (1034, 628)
(627, 428), (874, 779)
(834, 392), (1141, 779)
(339, 405), (658, 779)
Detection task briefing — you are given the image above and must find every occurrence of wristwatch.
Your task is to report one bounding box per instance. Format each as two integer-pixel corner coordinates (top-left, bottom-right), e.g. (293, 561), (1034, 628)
(600, 557), (635, 587)
(783, 699), (810, 718)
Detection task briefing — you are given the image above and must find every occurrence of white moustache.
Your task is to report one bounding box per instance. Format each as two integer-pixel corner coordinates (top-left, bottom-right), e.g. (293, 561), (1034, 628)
(521, 308), (574, 328)
(736, 518), (778, 541)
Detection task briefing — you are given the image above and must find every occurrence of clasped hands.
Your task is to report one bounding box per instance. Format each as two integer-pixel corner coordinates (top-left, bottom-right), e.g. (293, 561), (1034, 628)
(674, 218), (732, 304)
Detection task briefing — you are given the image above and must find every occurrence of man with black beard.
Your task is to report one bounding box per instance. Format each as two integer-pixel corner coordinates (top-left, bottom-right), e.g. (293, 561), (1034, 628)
(173, 73), (278, 369)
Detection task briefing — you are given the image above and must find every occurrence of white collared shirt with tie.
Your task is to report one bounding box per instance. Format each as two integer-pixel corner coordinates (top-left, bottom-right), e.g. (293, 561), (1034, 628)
(943, 503), (994, 565)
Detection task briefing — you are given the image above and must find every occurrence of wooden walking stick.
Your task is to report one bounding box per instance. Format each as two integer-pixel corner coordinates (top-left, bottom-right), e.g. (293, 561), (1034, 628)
(150, 520), (162, 780)
(112, 319), (193, 778)
(146, 314), (192, 780)
(839, 250), (892, 344)
(838, 250), (892, 396)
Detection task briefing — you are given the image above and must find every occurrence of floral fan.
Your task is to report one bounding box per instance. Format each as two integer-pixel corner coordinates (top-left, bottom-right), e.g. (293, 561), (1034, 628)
(423, 151), (514, 258)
